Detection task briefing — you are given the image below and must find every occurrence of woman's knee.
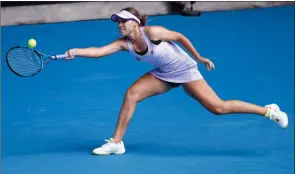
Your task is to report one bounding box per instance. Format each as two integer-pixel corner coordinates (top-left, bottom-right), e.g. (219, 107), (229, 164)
(124, 88), (141, 103)
(207, 101), (229, 115)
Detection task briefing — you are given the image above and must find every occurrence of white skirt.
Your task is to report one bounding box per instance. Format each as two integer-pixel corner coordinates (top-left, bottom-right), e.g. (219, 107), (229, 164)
(150, 67), (203, 84)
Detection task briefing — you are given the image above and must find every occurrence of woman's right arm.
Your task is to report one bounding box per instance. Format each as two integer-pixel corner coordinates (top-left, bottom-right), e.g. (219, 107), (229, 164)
(65, 38), (128, 59)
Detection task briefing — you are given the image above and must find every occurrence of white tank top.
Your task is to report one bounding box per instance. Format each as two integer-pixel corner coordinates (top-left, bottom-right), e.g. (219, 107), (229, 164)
(126, 27), (202, 83)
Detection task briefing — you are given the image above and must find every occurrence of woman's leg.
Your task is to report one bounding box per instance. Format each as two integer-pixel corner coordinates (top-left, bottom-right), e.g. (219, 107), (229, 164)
(182, 79), (268, 116)
(93, 73), (173, 155)
(182, 78), (288, 129)
(113, 73), (173, 143)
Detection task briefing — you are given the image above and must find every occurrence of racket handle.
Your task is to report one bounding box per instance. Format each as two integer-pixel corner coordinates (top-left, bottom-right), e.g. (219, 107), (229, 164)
(53, 54), (69, 59)
(56, 54), (69, 59)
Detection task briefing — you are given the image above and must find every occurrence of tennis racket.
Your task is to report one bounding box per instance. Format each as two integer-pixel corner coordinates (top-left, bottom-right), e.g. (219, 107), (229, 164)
(6, 46), (71, 77)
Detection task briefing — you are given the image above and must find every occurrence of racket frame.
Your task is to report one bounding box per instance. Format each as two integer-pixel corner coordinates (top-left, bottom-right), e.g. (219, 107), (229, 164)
(6, 45), (69, 77)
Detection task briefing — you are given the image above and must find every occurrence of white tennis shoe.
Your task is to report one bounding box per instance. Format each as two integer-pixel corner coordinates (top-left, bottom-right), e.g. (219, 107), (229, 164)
(92, 138), (125, 155)
(265, 104), (288, 128)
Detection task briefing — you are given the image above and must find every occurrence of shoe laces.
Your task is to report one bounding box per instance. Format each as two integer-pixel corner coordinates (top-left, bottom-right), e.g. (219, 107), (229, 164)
(269, 108), (280, 121)
(265, 104), (279, 120)
(101, 138), (114, 148)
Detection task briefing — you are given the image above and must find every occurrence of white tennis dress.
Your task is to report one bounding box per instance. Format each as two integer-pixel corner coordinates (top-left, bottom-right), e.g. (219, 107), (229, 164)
(126, 27), (203, 84)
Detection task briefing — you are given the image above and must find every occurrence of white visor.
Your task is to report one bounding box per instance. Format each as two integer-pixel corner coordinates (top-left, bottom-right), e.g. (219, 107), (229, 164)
(111, 10), (141, 24)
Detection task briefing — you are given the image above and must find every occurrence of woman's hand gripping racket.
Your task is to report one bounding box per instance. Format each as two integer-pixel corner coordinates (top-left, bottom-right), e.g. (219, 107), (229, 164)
(6, 46), (73, 77)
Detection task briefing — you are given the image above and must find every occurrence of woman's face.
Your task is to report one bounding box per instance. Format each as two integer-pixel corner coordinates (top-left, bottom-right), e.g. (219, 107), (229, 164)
(117, 18), (136, 36)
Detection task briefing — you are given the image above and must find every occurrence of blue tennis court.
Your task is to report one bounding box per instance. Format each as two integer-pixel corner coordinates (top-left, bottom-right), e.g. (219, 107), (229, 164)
(1, 5), (294, 174)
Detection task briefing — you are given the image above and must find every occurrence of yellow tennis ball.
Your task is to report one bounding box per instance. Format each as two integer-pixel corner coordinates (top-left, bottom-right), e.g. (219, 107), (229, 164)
(28, 39), (37, 48)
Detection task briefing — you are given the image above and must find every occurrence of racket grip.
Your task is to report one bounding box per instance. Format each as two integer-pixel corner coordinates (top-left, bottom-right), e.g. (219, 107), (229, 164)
(54, 54), (69, 59)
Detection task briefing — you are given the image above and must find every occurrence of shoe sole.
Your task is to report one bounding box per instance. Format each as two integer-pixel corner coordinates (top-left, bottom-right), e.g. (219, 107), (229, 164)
(281, 112), (288, 129)
(92, 150), (125, 155)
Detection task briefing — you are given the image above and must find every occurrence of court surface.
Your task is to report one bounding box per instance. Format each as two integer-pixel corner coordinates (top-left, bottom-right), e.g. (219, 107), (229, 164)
(1, 5), (294, 174)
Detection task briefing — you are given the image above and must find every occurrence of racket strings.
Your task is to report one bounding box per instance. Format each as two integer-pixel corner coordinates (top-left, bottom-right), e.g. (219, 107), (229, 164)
(7, 47), (42, 76)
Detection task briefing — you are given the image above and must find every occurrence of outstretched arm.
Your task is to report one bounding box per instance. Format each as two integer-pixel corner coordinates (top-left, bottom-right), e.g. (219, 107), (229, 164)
(145, 26), (215, 71)
(65, 38), (128, 59)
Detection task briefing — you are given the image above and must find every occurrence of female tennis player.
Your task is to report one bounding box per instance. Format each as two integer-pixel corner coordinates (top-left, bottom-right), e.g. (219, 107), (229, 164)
(65, 7), (288, 155)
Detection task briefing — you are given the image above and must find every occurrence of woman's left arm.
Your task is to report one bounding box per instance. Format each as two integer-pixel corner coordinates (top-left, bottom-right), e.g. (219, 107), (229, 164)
(145, 26), (215, 71)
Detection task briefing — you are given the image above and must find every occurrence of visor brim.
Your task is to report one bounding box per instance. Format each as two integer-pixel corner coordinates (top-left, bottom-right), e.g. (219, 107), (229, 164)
(111, 14), (129, 22)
